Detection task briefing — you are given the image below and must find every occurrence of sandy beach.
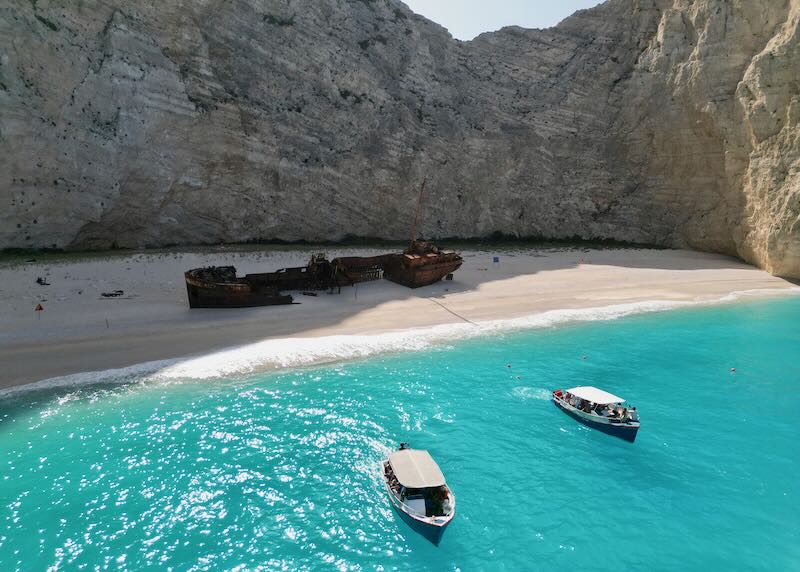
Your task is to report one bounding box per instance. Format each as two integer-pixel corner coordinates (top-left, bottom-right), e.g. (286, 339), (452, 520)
(0, 246), (796, 391)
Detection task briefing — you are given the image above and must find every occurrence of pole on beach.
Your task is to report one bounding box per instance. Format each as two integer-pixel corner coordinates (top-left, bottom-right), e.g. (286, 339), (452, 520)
(409, 178), (427, 251)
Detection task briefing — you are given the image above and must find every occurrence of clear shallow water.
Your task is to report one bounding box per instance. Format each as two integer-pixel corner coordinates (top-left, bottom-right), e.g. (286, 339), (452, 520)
(1, 298), (799, 571)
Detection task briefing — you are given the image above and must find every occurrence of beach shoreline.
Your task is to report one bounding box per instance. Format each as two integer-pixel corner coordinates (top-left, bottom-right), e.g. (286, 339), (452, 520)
(1, 246), (797, 393)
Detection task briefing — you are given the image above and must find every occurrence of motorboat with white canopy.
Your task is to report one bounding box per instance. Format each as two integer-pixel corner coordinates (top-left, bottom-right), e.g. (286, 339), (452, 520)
(381, 444), (455, 545)
(552, 386), (640, 442)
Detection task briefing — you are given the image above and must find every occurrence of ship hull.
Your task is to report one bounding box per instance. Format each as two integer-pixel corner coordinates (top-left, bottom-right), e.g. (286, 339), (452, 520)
(185, 246), (464, 308)
(390, 500), (451, 545)
(553, 395), (639, 442)
(383, 257), (463, 288)
(185, 287), (293, 308)
(332, 255), (394, 286)
(185, 270), (293, 308)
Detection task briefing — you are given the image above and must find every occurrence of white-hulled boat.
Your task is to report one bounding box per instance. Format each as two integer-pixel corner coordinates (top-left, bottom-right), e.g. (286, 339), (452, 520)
(553, 386), (640, 442)
(381, 445), (455, 545)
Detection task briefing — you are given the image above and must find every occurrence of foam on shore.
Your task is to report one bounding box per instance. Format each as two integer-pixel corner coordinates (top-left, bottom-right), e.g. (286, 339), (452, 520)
(156, 300), (686, 380)
(3, 286), (796, 399)
(158, 288), (797, 380)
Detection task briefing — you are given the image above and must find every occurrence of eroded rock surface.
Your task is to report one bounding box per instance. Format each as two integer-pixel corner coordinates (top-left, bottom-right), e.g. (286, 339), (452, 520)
(1, 0), (798, 276)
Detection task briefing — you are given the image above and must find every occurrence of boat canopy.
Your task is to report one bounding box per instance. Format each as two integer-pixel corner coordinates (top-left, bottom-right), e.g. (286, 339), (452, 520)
(566, 386), (625, 405)
(388, 449), (446, 488)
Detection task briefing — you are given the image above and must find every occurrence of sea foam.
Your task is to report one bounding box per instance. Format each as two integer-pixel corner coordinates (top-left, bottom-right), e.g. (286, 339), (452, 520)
(3, 287), (798, 397)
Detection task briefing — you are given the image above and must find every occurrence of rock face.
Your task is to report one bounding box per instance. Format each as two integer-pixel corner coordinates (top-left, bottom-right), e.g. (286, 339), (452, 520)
(1, 0), (798, 276)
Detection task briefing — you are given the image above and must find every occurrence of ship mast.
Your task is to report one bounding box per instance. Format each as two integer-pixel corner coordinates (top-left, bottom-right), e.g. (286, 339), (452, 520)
(409, 178), (426, 252)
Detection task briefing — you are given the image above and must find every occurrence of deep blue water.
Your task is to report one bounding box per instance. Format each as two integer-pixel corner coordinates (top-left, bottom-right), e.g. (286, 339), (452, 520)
(1, 297), (799, 571)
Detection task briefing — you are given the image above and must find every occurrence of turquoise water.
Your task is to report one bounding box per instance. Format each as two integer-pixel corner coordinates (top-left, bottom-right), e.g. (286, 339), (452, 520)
(2, 298), (799, 571)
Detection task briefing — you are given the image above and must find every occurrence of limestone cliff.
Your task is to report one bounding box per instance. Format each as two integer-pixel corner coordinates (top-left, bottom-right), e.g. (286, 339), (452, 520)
(0, 0), (798, 277)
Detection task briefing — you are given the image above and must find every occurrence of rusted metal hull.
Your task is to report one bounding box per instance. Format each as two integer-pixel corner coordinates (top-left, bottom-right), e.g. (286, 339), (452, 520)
(184, 267), (294, 309)
(246, 259), (334, 292)
(383, 253), (464, 289)
(331, 255), (394, 286)
(184, 247), (463, 308)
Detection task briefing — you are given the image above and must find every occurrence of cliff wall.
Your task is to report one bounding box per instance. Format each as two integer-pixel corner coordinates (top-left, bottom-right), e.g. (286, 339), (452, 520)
(1, 0), (798, 276)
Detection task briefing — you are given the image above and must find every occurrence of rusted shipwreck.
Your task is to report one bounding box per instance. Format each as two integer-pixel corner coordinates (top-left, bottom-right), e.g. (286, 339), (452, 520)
(185, 266), (294, 308)
(185, 247), (462, 309)
(382, 179), (462, 288)
(186, 254), (343, 308)
(383, 241), (463, 288)
(184, 180), (463, 308)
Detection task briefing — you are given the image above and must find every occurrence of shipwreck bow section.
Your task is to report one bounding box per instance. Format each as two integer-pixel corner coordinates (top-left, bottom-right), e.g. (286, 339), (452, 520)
(383, 241), (463, 289)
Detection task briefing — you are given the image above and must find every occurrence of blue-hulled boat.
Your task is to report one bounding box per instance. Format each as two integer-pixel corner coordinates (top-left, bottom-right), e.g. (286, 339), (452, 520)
(553, 386), (640, 442)
(381, 445), (455, 545)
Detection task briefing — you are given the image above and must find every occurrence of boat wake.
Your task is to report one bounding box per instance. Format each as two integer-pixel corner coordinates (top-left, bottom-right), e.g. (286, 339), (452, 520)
(511, 387), (552, 401)
(3, 287), (798, 397)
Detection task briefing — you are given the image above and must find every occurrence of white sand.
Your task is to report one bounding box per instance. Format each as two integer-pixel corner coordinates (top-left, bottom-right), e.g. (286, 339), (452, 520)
(0, 246), (796, 389)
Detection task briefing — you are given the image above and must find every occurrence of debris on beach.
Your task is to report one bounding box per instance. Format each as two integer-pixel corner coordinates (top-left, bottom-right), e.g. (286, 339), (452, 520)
(101, 290), (125, 298)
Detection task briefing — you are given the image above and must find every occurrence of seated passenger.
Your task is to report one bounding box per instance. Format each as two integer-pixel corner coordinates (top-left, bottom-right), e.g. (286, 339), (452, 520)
(429, 487), (449, 516)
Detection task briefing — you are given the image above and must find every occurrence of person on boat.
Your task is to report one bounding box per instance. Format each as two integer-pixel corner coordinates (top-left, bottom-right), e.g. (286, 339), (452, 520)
(429, 486), (448, 516)
(384, 461), (401, 492)
(441, 488), (453, 515)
